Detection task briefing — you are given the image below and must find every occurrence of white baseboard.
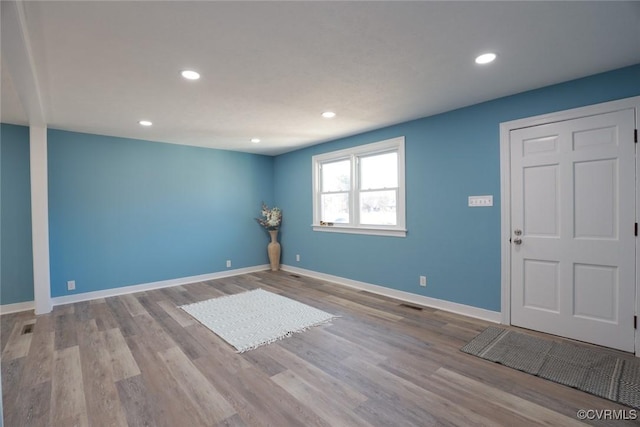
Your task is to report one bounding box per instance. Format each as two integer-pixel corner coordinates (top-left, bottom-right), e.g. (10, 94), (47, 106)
(0, 300), (35, 315)
(50, 265), (270, 307)
(281, 265), (501, 323)
(4, 264), (501, 323)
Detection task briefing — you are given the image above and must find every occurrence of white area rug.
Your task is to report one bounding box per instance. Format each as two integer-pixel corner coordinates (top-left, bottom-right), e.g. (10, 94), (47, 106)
(180, 289), (338, 352)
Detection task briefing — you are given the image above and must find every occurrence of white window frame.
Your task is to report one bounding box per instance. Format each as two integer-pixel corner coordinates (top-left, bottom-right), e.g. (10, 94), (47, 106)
(312, 136), (406, 237)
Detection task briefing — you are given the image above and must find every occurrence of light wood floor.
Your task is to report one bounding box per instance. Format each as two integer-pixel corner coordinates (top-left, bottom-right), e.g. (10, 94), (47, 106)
(2, 271), (636, 426)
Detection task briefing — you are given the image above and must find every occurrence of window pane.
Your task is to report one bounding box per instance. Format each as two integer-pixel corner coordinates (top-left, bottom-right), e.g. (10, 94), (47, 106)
(322, 160), (350, 192)
(321, 193), (349, 223)
(359, 190), (396, 225)
(360, 152), (397, 190)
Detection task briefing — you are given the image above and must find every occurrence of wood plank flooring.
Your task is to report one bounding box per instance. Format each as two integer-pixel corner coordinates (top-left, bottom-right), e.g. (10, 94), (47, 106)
(2, 271), (637, 426)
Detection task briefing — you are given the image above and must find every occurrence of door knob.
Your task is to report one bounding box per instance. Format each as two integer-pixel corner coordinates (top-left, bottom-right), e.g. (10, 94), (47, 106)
(513, 238), (522, 245)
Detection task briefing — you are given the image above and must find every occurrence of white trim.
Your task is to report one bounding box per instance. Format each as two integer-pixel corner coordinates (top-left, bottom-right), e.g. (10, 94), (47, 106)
(0, 300), (35, 315)
(499, 95), (640, 356)
(311, 136), (406, 236)
(281, 265), (501, 323)
(30, 126), (52, 315)
(51, 265), (270, 307)
(311, 225), (407, 237)
(499, 114), (513, 325)
(1, 264), (502, 324)
(501, 97), (640, 132)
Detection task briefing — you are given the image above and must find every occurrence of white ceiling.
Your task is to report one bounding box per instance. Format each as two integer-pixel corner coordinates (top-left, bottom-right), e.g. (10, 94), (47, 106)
(2, 1), (639, 155)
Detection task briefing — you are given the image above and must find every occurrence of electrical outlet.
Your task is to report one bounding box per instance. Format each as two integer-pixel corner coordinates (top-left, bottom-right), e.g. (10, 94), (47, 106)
(67, 280), (76, 291)
(226, 260), (231, 268)
(296, 254), (300, 262)
(419, 276), (427, 287)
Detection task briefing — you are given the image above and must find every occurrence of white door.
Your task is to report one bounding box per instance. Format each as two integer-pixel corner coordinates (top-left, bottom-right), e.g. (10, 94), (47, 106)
(510, 108), (636, 352)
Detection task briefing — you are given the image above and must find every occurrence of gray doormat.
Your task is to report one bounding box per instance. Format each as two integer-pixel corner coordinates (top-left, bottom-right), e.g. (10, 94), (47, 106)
(461, 327), (640, 409)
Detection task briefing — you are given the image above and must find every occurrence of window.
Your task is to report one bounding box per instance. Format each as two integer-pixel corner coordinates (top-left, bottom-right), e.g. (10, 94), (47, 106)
(312, 136), (406, 237)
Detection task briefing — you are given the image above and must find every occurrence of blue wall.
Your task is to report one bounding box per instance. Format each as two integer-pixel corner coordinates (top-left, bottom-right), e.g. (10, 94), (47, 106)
(0, 124), (34, 305)
(2, 64), (639, 308)
(48, 130), (274, 297)
(274, 64), (640, 312)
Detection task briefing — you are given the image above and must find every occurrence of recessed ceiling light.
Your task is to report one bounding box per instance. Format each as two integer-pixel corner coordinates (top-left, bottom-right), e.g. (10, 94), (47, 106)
(138, 120), (153, 126)
(251, 138), (261, 143)
(322, 111), (336, 119)
(475, 53), (497, 65)
(181, 70), (200, 80)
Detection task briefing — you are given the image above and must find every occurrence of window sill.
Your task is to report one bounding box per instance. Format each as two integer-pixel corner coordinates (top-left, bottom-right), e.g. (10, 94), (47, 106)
(311, 224), (407, 237)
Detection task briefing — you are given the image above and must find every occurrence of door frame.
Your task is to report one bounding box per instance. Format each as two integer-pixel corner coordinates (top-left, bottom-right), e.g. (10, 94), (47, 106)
(499, 95), (640, 356)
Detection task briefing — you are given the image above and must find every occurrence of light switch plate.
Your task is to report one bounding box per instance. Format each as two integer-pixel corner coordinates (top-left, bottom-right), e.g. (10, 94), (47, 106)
(468, 195), (493, 207)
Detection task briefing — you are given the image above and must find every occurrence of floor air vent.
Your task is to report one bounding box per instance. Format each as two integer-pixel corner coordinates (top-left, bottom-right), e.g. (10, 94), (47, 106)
(399, 303), (423, 311)
(21, 324), (34, 335)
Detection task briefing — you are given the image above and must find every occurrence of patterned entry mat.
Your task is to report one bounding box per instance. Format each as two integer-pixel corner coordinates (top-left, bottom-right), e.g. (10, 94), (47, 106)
(462, 326), (640, 409)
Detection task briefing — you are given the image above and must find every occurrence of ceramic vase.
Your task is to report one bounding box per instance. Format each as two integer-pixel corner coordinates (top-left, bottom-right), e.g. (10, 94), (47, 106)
(267, 229), (281, 271)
